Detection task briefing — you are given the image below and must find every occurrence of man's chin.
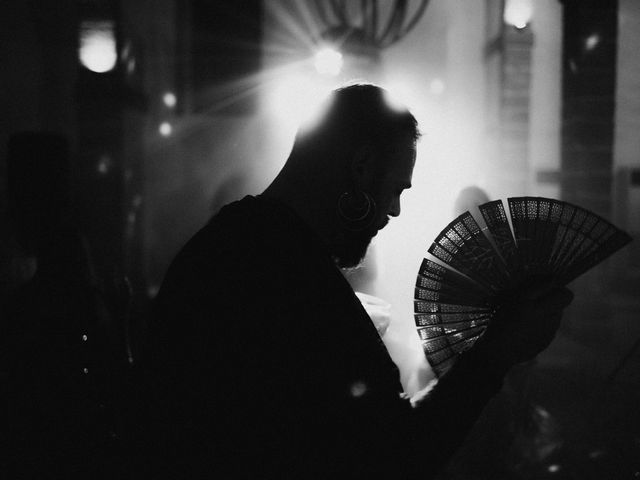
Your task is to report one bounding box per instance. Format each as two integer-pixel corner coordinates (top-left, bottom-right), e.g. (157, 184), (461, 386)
(334, 239), (373, 269)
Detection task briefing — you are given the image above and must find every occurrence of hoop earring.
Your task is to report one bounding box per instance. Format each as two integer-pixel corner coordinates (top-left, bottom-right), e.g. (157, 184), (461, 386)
(337, 191), (377, 230)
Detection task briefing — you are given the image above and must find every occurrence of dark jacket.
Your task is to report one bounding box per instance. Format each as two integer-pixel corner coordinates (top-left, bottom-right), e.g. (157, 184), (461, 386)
(147, 195), (505, 479)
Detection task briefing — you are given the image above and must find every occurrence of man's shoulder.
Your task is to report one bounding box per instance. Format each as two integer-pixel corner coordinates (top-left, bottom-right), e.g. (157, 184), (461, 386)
(159, 195), (297, 286)
(182, 196), (266, 256)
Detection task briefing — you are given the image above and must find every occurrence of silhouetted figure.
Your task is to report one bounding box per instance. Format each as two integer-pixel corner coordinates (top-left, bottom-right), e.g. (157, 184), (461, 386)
(147, 85), (573, 478)
(1, 133), (126, 478)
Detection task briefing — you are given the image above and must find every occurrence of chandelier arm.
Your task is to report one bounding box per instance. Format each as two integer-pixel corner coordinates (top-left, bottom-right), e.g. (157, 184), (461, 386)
(371, 0), (379, 41)
(392, 0), (409, 44)
(329, 0), (348, 26)
(395, 0), (430, 42)
(312, 0), (332, 28)
(340, 0), (352, 25)
(380, 0), (407, 47)
(312, 0), (430, 51)
(377, 0), (402, 46)
(361, 0), (370, 41)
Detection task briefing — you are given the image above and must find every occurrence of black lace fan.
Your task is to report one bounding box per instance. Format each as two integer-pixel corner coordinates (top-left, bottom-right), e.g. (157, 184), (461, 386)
(414, 196), (632, 377)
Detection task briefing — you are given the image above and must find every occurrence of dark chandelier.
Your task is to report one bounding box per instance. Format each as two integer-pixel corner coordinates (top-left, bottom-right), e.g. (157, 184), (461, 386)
(311, 0), (431, 58)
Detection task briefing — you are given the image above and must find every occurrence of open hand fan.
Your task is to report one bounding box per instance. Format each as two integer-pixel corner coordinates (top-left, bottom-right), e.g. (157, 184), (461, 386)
(414, 196), (632, 377)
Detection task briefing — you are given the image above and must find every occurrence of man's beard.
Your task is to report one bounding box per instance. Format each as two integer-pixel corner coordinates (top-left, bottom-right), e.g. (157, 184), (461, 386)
(332, 229), (376, 269)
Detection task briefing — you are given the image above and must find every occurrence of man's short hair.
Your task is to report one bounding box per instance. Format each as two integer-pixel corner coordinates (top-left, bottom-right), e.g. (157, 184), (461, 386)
(291, 83), (420, 159)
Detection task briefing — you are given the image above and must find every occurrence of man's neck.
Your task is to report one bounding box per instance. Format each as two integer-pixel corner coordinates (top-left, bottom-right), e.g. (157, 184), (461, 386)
(262, 171), (340, 251)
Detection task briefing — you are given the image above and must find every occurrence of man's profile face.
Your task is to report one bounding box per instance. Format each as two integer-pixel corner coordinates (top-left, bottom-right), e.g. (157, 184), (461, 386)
(336, 138), (416, 269)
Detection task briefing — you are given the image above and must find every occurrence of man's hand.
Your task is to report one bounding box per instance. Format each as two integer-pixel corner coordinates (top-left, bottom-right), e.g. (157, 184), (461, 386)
(473, 284), (574, 372)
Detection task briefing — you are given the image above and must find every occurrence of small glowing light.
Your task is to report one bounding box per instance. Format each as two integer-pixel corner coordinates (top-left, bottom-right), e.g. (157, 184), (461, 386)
(547, 464), (561, 473)
(121, 41), (131, 61)
(163, 92), (177, 108)
(79, 21), (117, 73)
(147, 285), (160, 298)
(314, 48), (343, 76)
(503, 0), (533, 30)
(429, 79), (446, 95)
(82, 334), (88, 342)
(569, 59), (578, 74)
(159, 122), (172, 136)
(588, 450), (605, 460)
(126, 58), (136, 74)
(585, 33), (600, 51)
(533, 405), (551, 418)
(350, 381), (367, 398)
(83, 367), (89, 374)
(97, 154), (112, 175)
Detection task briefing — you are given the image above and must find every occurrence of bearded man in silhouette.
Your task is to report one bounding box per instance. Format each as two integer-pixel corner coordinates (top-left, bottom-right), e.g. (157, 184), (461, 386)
(148, 84), (572, 479)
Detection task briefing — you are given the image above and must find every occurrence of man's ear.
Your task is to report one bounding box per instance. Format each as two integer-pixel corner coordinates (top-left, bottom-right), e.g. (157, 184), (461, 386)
(349, 145), (376, 190)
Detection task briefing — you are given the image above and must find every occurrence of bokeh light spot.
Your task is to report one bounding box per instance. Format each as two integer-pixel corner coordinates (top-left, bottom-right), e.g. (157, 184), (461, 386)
(163, 92), (177, 108)
(350, 381), (367, 398)
(159, 122), (173, 137)
(79, 21), (117, 73)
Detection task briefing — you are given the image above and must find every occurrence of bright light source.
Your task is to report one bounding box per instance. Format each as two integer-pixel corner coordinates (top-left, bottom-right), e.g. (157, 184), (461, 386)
(314, 48), (343, 76)
(503, 0), (533, 29)
(163, 92), (177, 108)
(79, 21), (117, 73)
(159, 122), (172, 136)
